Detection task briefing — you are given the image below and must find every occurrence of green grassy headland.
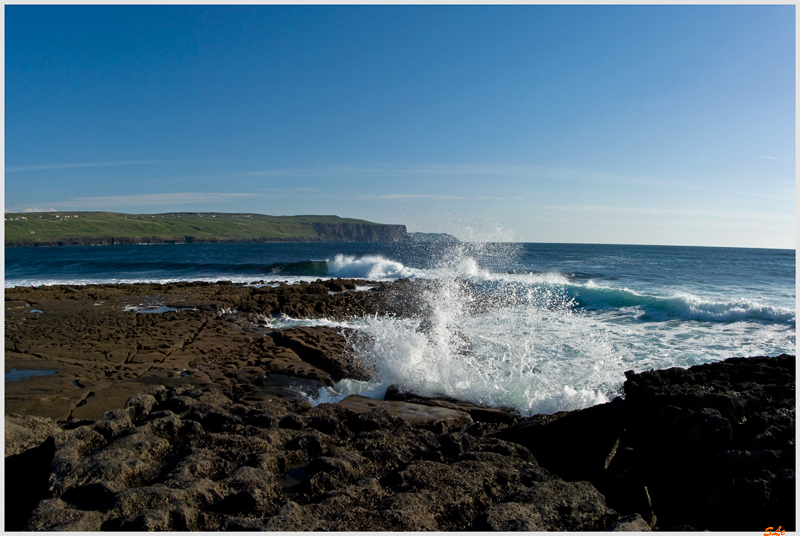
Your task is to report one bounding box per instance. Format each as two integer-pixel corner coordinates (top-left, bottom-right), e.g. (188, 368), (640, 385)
(4, 211), (405, 246)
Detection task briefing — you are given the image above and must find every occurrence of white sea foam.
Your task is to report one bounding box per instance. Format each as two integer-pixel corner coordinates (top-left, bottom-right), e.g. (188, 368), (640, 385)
(659, 293), (796, 323)
(123, 304), (188, 314)
(254, 313), (347, 330)
(5, 274), (366, 289)
(9, 244), (793, 416)
(307, 245), (795, 415)
(327, 254), (423, 280)
(572, 282), (795, 324)
(306, 245), (622, 415)
(341, 307), (619, 416)
(5, 276), (259, 288)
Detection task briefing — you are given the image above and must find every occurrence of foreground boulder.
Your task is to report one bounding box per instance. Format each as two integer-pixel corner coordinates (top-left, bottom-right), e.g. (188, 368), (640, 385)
(5, 353), (794, 531)
(495, 354), (796, 531)
(618, 354), (795, 530)
(5, 414), (61, 530)
(10, 384), (622, 531)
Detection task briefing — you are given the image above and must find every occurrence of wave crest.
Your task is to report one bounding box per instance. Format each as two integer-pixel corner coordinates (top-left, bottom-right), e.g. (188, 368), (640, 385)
(573, 284), (795, 324)
(327, 254), (421, 280)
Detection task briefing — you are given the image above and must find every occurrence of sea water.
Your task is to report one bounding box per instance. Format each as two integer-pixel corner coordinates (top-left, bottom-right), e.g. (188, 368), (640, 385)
(5, 242), (795, 415)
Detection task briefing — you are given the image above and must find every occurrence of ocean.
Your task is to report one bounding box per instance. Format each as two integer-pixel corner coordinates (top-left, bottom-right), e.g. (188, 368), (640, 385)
(4, 242), (796, 415)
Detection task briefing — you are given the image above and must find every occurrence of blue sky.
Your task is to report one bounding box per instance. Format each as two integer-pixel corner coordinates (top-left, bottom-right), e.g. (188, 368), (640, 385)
(3, 5), (795, 247)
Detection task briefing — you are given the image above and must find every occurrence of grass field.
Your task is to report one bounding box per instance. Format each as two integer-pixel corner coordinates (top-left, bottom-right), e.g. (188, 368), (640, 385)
(4, 211), (389, 245)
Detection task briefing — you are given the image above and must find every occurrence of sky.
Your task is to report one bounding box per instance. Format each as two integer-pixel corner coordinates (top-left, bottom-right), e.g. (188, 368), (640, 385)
(3, 4), (796, 248)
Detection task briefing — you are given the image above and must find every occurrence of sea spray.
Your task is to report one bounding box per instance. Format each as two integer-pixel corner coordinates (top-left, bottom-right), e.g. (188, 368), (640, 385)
(9, 241), (791, 414)
(312, 243), (623, 415)
(327, 254), (421, 280)
(276, 246), (794, 415)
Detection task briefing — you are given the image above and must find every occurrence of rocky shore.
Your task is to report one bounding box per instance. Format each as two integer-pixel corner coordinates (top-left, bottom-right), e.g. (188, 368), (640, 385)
(5, 280), (796, 531)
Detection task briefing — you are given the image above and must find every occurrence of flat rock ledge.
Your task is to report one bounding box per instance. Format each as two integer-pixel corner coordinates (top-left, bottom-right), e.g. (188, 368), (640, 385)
(4, 279), (420, 422)
(5, 354), (794, 531)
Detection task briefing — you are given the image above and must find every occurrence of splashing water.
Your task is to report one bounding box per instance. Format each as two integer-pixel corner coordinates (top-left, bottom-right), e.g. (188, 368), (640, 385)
(310, 243), (793, 414)
(313, 244), (623, 416)
(7, 240), (789, 415)
(328, 254), (421, 280)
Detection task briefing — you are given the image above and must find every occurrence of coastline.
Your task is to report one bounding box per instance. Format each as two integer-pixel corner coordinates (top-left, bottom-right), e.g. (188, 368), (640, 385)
(3, 211), (426, 247)
(4, 280), (796, 531)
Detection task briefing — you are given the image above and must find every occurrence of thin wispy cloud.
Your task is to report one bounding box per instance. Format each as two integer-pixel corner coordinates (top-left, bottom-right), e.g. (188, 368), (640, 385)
(55, 193), (260, 209)
(226, 162), (793, 208)
(10, 161), (791, 213)
(754, 155), (777, 160)
(260, 187), (319, 193)
(357, 193), (525, 202)
(230, 162), (686, 190)
(368, 194), (464, 200)
(5, 160), (212, 173)
(530, 204), (796, 222)
(23, 207), (58, 213)
(476, 196), (525, 201)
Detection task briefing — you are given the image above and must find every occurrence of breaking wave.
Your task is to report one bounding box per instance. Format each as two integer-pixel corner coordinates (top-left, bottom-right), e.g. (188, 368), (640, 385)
(308, 246), (794, 415)
(323, 255), (796, 326)
(572, 282), (795, 325)
(326, 254), (422, 280)
(8, 241), (792, 415)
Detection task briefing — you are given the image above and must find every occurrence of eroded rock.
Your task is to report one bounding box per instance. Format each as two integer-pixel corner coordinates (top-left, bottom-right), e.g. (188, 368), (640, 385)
(13, 383), (632, 531)
(4, 282), (794, 532)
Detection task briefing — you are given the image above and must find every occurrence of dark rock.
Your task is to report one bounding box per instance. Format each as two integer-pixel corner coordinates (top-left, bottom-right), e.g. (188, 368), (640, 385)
(279, 414), (306, 430)
(385, 384), (519, 424)
(257, 500), (319, 531)
(437, 432), (477, 459)
(25, 498), (107, 531)
(125, 393), (158, 420)
(92, 408), (134, 439)
(10, 379), (627, 531)
(3, 284), (794, 533)
(615, 355), (795, 530)
(587, 468), (657, 527)
(149, 385), (169, 404)
(306, 404), (355, 439)
(489, 355), (796, 531)
(271, 326), (371, 382)
(212, 466), (282, 517)
(49, 429), (171, 498)
(4, 414), (60, 530)
(507, 479), (616, 530)
(4, 413), (61, 456)
(495, 397), (625, 480)
(284, 433), (327, 457)
(640, 404), (733, 458)
(337, 395), (472, 432)
(324, 278), (357, 292)
(472, 501), (547, 531)
(60, 481), (117, 511)
(472, 478), (614, 531)
(604, 513), (652, 531)
(109, 508), (183, 531)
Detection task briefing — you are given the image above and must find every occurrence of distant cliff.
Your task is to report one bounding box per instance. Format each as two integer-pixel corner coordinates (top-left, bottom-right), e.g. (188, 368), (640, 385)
(312, 222), (409, 242)
(4, 212), (414, 246)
